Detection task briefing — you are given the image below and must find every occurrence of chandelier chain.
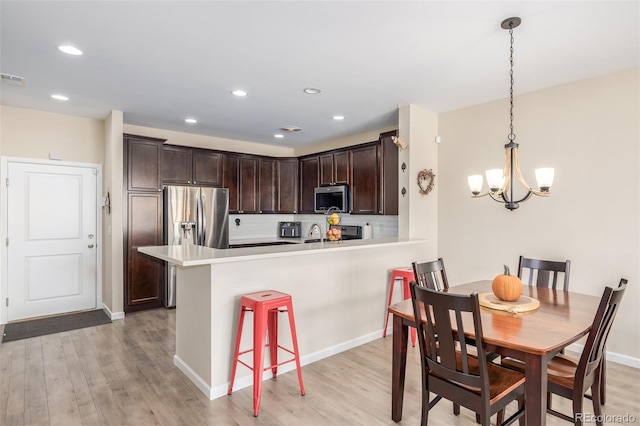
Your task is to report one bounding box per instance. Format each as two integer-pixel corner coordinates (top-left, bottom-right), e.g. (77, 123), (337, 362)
(508, 22), (515, 142)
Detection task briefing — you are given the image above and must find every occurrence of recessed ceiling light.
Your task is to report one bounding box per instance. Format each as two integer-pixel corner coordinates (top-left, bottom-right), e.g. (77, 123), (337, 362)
(303, 88), (321, 94)
(274, 134), (284, 139)
(51, 94), (69, 101)
(57, 45), (83, 56)
(185, 118), (197, 124)
(332, 115), (345, 120)
(231, 90), (248, 97)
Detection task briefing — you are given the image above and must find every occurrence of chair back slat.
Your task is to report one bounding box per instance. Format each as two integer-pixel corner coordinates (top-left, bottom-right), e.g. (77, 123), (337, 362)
(412, 258), (449, 291)
(518, 256), (571, 291)
(579, 279), (627, 382)
(410, 283), (487, 392)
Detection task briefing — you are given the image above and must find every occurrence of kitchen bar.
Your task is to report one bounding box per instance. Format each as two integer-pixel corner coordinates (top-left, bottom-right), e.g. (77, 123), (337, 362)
(139, 237), (432, 400)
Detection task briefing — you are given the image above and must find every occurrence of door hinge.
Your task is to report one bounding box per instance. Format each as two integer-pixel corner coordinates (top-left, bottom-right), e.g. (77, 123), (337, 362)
(5, 178), (8, 187)
(5, 298), (8, 307)
(5, 238), (8, 247)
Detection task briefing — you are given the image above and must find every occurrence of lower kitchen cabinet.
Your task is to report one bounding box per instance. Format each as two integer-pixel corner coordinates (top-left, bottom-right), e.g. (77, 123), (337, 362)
(125, 192), (163, 312)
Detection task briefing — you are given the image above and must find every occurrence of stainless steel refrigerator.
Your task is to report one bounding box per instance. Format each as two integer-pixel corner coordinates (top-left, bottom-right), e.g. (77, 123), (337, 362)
(163, 186), (229, 307)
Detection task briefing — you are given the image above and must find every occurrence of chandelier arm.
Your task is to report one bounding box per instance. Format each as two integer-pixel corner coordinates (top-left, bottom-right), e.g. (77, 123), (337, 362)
(498, 148), (511, 195)
(512, 148), (534, 190)
(512, 149), (550, 197)
(489, 192), (508, 204)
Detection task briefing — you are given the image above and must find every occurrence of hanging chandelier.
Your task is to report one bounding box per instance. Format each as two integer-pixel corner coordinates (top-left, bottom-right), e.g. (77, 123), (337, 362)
(467, 17), (554, 210)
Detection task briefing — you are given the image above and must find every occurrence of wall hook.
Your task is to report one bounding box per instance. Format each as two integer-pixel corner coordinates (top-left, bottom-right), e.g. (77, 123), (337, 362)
(401, 187), (407, 197)
(401, 162), (406, 173)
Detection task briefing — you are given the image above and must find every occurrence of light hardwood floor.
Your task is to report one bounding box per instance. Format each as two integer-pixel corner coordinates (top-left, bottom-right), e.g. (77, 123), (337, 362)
(1, 308), (638, 425)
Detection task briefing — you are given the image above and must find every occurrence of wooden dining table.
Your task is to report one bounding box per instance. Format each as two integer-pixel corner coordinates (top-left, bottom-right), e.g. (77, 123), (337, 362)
(388, 280), (601, 426)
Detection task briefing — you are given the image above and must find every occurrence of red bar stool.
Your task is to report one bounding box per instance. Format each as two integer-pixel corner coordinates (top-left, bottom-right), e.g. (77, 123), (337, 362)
(228, 290), (305, 416)
(383, 267), (417, 346)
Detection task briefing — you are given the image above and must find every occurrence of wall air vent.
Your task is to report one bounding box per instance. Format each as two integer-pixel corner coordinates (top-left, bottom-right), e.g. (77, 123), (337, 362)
(279, 126), (302, 132)
(0, 73), (26, 86)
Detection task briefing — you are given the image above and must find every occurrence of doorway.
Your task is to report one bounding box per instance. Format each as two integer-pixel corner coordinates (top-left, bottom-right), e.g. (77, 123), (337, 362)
(1, 158), (102, 323)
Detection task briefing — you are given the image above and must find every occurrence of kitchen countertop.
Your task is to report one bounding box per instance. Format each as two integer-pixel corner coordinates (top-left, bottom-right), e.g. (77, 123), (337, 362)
(139, 237), (422, 267)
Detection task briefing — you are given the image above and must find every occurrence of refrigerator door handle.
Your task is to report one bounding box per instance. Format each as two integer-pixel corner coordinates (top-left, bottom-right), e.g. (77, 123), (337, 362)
(197, 190), (205, 246)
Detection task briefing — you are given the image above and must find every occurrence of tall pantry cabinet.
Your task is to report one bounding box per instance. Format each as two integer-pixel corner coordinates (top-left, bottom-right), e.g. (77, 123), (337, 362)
(123, 134), (165, 313)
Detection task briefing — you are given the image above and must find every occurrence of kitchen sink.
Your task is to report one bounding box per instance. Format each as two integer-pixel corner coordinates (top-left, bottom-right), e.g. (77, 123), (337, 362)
(304, 238), (326, 243)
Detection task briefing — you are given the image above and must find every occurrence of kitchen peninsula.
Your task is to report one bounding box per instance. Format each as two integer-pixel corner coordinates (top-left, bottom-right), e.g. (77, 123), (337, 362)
(139, 237), (432, 400)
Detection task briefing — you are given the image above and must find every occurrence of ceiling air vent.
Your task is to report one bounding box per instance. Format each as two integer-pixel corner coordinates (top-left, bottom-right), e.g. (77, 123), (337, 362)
(279, 126), (302, 132)
(0, 73), (26, 86)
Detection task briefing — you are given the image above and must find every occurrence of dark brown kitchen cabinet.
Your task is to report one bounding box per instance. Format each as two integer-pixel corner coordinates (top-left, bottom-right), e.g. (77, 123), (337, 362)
(223, 154), (273, 213)
(162, 145), (192, 184)
(320, 151), (349, 185)
(239, 156), (258, 213)
(299, 156), (319, 213)
(277, 158), (298, 213)
(348, 131), (399, 215)
(193, 150), (222, 186)
(223, 154), (240, 212)
(124, 134), (165, 313)
(162, 145), (222, 186)
(350, 144), (379, 214)
(378, 130), (399, 215)
(258, 158), (276, 213)
(126, 136), (162, 192)
(125, 192), (163, 312)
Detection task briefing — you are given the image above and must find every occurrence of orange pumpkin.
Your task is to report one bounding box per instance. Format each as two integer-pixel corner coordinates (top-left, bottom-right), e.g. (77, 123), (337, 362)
(492, 265), (523, 302)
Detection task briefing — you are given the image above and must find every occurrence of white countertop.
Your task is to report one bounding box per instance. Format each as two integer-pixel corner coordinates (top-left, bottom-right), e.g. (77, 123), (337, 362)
(139, 237), (424, 266)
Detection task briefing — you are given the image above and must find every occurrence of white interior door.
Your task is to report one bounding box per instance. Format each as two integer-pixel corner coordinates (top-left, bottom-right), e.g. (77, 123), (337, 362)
(6, 161), (98, 321)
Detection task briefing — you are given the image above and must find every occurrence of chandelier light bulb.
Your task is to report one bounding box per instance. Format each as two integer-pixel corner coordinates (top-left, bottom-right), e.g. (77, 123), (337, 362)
(467, 175), (484, 195)
(535, 168), (555, 192)
(485, 169), (504, 192)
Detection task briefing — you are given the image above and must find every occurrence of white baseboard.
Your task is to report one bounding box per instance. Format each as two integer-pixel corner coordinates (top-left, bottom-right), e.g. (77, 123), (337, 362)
(174, 354), (214, 399)
(566, 343), (640, 369)
(185, 329), (385, 401)
(101, 303), (125, 321)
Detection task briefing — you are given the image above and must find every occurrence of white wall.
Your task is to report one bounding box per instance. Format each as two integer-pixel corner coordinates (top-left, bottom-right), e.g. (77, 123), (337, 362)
(437, 68), (640, 361)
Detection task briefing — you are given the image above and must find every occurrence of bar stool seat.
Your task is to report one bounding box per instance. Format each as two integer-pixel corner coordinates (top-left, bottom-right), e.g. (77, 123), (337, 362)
(228, 290), (305, 416)
(383, 267), (417, 346)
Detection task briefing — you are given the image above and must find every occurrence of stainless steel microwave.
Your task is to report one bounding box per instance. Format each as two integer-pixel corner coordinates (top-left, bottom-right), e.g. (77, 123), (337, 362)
(314, 185), (349, 213)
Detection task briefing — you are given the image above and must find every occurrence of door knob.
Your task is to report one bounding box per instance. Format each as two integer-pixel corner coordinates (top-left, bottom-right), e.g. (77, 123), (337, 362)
(88, 244), (94, 248)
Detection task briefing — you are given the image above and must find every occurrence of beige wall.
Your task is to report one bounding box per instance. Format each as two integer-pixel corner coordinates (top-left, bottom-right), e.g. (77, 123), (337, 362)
(438, 68), (640, 361)
(103, 111), (124, 317)
(0, 106), (104, 163)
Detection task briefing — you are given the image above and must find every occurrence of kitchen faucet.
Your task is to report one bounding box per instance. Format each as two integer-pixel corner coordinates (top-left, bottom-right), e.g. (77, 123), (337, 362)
(308, 223), (324, 240)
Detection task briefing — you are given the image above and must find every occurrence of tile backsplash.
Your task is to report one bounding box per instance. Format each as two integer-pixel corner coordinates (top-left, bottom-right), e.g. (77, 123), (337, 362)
(229, 213), (398, 241)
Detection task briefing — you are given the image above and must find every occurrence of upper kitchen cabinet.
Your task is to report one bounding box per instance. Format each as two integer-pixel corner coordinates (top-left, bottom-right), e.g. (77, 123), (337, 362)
(350, 144), (379, 214)
(222, 154), (240, 212)
(258, 158), (276, 213)
(378, 130), (399, 215)
(193, 149), (222, 186)
(125, 135), (164, 192)
(162, 145), (222, 186)
(299, 156), (319, 213)
(349, 130), (399, 215)
(319, 151), (349, 186)
(222, 154), (262, 214)
(239, 156), (259, 213)
(276, 158), (299, 213)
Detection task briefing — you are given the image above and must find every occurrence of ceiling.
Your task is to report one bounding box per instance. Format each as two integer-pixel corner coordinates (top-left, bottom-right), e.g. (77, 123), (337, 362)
(1, 1), (638, 149)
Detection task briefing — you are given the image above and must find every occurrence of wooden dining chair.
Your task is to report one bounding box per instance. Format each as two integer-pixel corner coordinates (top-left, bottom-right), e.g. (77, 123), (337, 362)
(503, 278), (627, 426)
(412, 258), (449, 291)
(410, 282), (526, 426)
(517, 256), (571, 291)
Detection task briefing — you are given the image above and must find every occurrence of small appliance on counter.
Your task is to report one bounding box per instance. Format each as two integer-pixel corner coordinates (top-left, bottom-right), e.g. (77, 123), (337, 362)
(332, 224), (363, 240)
(278, 221), (302, 238)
